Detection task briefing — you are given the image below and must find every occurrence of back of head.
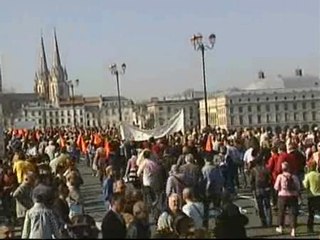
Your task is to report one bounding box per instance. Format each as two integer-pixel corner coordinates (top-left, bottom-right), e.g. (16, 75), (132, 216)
(281, 161), (290, 173)
(185, 153), (194, 164)
(143, 150), (151, 159)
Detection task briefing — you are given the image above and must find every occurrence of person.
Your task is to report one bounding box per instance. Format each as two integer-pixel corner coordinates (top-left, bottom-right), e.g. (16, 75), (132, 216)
(101, 193), (127, 239)
(165, 164), (185, 198)
(124, 149), (140, 188)
(266, 145), (280, 208)
(21, 183), (61, 239)
(274, 161), (300, 237)
(52, 183), (70, 229)
(182, 188), (204, 230)
(127, 201), (151, 239)
(176, 146), (189, 167)
(157, 193), (190, 233)
(12, 172), (35, 225)
(102, 166), (114, 210)
(303, 161), (320, 233)
(179, 154), (201, 192)
(44, 140), (56, 161)
(250, 155), (272, 227)
(214, 191), (249, 239)
(67, 214), (99, 239)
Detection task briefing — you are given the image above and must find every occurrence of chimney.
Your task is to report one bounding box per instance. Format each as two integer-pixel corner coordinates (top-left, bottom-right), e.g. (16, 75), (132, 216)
(258, 71), (265, 79)
(295, 68), (303, 77)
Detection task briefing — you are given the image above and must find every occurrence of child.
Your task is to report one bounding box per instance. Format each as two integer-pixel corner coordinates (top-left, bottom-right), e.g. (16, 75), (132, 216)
(102, 166), (114, 210)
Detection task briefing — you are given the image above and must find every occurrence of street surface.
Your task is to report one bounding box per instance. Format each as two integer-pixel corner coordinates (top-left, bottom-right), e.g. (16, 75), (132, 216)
(1, 161), (320, 239)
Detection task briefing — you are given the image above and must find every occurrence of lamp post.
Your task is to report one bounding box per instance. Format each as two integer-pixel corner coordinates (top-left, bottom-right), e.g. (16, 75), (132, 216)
(68, 79), (79, 127)
(109, 63), (126, 122)
(191, 33), (216, 128)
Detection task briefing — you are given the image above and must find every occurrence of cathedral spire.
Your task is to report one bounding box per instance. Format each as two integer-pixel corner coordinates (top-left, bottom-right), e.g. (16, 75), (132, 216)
(53, 28), (61, 67)
(39, 33), (49, 76)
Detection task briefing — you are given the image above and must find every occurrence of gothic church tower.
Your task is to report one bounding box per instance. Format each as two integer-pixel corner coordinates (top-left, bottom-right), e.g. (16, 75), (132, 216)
(34, 34), (50, 101)
(34, 29), (70, 106)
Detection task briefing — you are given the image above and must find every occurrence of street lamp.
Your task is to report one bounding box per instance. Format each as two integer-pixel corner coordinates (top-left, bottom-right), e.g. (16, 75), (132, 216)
(68, 79), (79, 127)
(109, 63), (126, 122)
(191, 33), (216, 128)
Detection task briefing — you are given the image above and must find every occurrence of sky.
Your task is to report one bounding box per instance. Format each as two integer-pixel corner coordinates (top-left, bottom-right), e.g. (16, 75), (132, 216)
(0, 0), (319, 101)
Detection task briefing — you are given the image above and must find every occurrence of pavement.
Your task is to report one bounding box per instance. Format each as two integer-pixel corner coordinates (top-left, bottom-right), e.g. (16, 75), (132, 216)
(1, 161), (320, 238)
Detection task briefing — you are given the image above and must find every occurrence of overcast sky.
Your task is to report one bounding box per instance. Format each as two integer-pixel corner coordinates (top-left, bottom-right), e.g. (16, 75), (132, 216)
(0, 0), (319, 101)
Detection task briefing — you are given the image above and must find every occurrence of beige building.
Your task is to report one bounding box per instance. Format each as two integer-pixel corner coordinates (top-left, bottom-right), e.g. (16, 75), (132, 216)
(199, 69), (320, 131)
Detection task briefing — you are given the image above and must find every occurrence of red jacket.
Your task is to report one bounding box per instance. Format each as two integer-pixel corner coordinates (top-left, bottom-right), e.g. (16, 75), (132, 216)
(266, 153), (279, 184)
(277, 152), (301, 175)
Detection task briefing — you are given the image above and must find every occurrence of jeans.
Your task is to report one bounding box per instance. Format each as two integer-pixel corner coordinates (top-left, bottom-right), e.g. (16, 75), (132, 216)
(307, 196), (320, 231)
(278, 196), (299, 228)
(256, 191), (272, 226)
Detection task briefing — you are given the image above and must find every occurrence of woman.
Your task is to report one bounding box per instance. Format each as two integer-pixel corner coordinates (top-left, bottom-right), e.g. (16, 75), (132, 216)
(274, 161), (300, 237)
(102, 166), (114, 210)
(127, 201), (151, 239)
(266, 146), (280, 208)
(124, 149), (140, 188)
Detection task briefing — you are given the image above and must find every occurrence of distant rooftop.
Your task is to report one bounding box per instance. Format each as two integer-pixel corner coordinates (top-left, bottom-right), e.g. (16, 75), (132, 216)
(244, 69), (319, 90)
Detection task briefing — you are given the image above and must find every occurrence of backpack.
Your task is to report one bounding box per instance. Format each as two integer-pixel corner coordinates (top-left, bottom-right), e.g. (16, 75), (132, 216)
(282, 174), (296, 191)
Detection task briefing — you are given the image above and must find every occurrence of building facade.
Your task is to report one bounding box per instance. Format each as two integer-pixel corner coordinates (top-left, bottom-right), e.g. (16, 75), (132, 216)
(199, 70), (320, 131)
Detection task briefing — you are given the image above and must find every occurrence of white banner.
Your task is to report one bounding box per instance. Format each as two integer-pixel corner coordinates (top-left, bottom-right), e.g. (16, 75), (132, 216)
(120, 109), (184, 141)
(14, 120), (36, 130)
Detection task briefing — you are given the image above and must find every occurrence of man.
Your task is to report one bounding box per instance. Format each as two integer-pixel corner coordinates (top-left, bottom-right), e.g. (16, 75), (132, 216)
(201, 157), (224, 228)
(176, 146), (189, 167)
(137, 150), (160, 209)
(22, 183), (61, 239)
(101, 193), (127, 239)
(179, 154), (201, 191)
(182, 188), (204, 230)
(166, 164), (186, 198)
(303, 161), (320, 233)
(12, 172), (35, 224)
(50, 147), (69, 174)
(250, 156), (272, 227)
(45, 140), (56, 161)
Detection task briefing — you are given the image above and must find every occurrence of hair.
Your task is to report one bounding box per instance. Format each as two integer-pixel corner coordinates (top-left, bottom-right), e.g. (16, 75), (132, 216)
(105, 166), (113, 177)
(271, 145), (278, 154)
(111, 192), (125, 205)
(185, 153), (194, 164)
(143, 150), (151, 159)
(278, 143), (287, 152)
(182, 187), (194, 200)
(281, 161), (290, 172)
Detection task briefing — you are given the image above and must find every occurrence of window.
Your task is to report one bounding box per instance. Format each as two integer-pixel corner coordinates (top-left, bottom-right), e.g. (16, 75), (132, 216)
(312, 102), (316, 109)
(68, 111), (71, 116)
(80, 118), (83, 123)
(276, 114), (280, 122)
(293, 103), (297, 110)
(266, 114), (270, 123)
(239, 107), (243, 113)
(266, 105), (270, 112)
(49, 119), (53, 124)
(31, 111), (35, 116)
(38, 111), (42, 116)
(275, 104), (279, 111)
(294, 113), (298, 121)
(302, 95), (305, 99)
(39, 119), (42, 124)
(247, 98), (250, 102)
(248, 115), (252, 124)
(312, 94), (314, 98)
(231, 116), (234, 125)
(230, 99), (233, 104)
(257, 98), (260, 102)
(312, 112), (316, 121)
(239, 116), (243, 125)
(275, 96), (278, 100)
(49, 112), (53, 117)
(284, 96), (287, 100)
(303, 112), (307, 121)
(230, 107), (234, 114)
(257, 115), (261, 124)
(239, 98), (242, 102)
(248, 106), (251, 112)
(68, 119), (71, 124)
(285, 113), (288, 121)
(167, 107), (171, 113)
(159, 107), (163, 111)
(55, 111), (58, 117)
(61, 119), (65, 124)
(257, 105), (261, 112)
(79, 110), (83, 115)
(302, 102), (306, 109)
(266, 97), (269, 101)
(61, 111), (64, 116)
(284, 103), (288, 111)
(293, 96), (296, 100)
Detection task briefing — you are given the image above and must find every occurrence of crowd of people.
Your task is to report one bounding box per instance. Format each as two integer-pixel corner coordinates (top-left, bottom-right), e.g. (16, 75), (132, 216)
(0, 125), (320, 238)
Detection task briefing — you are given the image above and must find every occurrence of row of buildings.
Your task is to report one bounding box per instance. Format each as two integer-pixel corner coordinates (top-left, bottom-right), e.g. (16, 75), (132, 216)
(1, 30), (319, 132)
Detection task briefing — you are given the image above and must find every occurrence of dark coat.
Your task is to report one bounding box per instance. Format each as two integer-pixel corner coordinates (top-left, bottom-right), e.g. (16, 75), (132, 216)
(102, 210), (127, 239)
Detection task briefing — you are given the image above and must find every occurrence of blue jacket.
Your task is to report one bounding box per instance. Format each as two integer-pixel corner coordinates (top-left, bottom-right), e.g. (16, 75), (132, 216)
(102, 177), (114, 202)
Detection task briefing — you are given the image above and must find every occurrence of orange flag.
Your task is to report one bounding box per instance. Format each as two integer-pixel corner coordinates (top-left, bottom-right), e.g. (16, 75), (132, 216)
(205, 134), (213, 152)
(35, 131), (41, 141)
(60, 136), (66, 148)
(81, 138), (87, 154)
(76, 134), (82, 148)
(104, 140), (110, 158)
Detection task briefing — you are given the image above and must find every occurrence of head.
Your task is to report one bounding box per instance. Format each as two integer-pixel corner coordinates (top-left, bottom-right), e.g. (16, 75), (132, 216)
(185, 153), (194, 164)
(130, 149), (137, 156)
(133, 201), (149, 221)
(114, 179), (126, 195)
(105, 166), (113, 178)
(111, 192), (125, 213)
(278, 143), (287, 153)
(143, 150), (151, 159)
(182, 188), (194, 202)
(23, 172), (35, 186)
(281, 161), (290, 173)
(168, 193), (181, 214)
(182, 146), (189, 155)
